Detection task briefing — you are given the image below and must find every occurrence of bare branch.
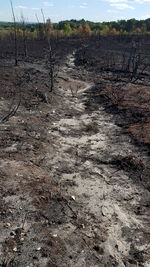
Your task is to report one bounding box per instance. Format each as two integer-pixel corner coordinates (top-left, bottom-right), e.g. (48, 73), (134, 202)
(10, 0), (18, 66)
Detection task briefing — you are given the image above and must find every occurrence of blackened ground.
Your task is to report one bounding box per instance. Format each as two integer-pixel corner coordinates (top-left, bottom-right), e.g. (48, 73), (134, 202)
(75, 35), (150, 146)
(0, 37), (150, 267)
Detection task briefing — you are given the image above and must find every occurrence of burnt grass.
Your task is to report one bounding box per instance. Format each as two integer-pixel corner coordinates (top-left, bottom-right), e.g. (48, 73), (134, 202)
(0, 37), (79, 267)
(74, 35), (150, 189)
(75, 35), (150, 146)
(0, 35), (150, 266)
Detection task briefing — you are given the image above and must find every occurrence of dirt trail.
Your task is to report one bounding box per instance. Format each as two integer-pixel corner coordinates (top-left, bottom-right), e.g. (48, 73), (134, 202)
(42, 54), (150, 266)
(0, 52), (149, 267)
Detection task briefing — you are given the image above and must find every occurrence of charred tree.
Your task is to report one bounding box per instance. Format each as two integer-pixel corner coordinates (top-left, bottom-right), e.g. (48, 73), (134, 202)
(41, 10), (55, 92)
(10, 0), (18, 66)
(21, 13), (27, 58)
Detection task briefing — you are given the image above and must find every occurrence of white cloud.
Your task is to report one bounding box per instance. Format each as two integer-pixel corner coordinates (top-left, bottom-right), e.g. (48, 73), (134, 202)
(80, 2), (88, 8)
(141, 14), (150, 19)
(15, 6), (27, 9)
(110, 3), (135, 9)
(43, 2), (54, 7)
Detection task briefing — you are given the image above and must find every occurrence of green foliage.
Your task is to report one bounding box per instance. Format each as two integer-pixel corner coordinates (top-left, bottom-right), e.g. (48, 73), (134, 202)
(64, 23), (72, 35)
(0, 17), (150, 38)
(55, 18), (149, 34)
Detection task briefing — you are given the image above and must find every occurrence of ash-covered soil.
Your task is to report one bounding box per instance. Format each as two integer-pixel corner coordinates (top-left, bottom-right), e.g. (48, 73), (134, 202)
(75, 35), (150, 146)
(0, 38), (150, 267)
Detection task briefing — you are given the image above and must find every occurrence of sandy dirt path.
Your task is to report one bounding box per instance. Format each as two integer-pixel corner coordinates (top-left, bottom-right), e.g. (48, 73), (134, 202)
(0, 53), (149, 267)
(41, 54), (150, 266)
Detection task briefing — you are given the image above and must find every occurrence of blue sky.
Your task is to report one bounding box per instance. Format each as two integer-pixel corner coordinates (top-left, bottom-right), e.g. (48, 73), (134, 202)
(0, 0), (150, 22)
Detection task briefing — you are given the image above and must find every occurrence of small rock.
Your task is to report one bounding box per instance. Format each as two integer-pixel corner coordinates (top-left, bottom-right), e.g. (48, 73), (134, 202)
(71, 195), (75, 201)
(86, 232), (93, 238)
(4, 222), (11, 228)
(52, 234), (58, 238)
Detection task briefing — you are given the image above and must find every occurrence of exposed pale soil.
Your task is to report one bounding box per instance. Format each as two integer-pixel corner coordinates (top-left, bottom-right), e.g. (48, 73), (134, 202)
(0, 51), (150, 267)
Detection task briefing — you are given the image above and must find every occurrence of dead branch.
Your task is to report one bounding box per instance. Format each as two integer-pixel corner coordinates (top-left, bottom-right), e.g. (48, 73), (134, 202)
(41, 10), (55, 92)
(20, 13), (27, 58)
(0, 93), (21, 123)
(10, 0), (18, 66)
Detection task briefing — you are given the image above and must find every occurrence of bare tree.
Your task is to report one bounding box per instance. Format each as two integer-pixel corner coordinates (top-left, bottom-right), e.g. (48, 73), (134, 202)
(10, 0), (18, 66)
(20, 13), (27, 58)
(35, 13), (40, 39)
(41, 9), (55, 92)
(35, 13), (40, 24)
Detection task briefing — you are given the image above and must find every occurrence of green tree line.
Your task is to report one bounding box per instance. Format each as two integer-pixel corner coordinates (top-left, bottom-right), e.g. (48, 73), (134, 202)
(0, 18), (150, 37)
